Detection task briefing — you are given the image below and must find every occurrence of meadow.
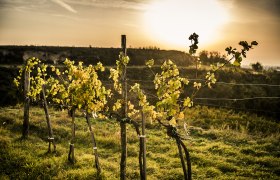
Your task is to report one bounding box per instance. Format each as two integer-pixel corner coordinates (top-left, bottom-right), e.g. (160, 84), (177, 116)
(0, 106), (279, 179)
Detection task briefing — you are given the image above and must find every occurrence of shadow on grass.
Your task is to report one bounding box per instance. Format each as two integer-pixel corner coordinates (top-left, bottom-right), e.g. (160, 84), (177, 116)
(38, 150), (63, 158)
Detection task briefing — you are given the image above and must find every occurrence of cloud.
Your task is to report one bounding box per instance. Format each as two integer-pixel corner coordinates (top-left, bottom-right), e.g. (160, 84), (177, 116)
(51, 0), (77, 13)
(51, 14), (84, 21)
(65, 0), (149, 10)
(0, 0), (47, 11)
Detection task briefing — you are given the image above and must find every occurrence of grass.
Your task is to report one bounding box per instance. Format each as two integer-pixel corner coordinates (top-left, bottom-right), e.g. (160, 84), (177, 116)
(0, 105), (279, 179)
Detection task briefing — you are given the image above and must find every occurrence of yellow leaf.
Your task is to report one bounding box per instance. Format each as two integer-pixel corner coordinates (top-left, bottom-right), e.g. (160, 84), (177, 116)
(193, 82), (201, 89)
(169, 117), (177, 127)
(183, 97), (193, 108)
(178, 112), (184, 120)
(145, 59), (154, 68)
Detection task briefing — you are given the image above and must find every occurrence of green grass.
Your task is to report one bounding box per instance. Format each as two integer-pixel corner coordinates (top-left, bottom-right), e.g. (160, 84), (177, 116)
(0, 106), (279, 179)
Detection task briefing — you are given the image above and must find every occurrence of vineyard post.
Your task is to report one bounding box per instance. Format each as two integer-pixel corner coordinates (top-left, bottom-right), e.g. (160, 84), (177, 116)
(41, 84), (56, 152)
(23, 65), (30, 139)
(68, 108), (76, 164)
(195, 57), (198, 79)
(122, 34), (127, 55)
(85, 113), (101, 175)
(141, 110), (147, 180)
(120, 34), (128, 180)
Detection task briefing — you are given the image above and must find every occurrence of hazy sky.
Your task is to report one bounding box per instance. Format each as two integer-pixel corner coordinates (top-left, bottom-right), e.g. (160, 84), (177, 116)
(0, 0), (279, 65)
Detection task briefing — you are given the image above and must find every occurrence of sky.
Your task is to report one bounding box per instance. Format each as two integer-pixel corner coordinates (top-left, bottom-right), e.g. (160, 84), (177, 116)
(0, 0), (279, 66)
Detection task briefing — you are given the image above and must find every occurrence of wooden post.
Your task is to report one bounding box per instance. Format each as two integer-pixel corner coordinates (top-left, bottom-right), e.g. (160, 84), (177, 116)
(22, 67), (30, 139)
(86, 113), (101, 175)
(42, 84), (56, 152)
(120, 34), (128, 180)
(195, 59), (198, 79)
(68, 108), (76, 164)
(141, 110), (147, 180)
(121, 35), (127, 56)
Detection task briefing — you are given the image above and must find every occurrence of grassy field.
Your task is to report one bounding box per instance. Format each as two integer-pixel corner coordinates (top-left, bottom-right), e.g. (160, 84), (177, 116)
(0, 105), (279, 179)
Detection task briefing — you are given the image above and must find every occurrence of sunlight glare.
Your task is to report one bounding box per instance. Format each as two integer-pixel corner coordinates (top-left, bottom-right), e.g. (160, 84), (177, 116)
(144, 0), (229, 49)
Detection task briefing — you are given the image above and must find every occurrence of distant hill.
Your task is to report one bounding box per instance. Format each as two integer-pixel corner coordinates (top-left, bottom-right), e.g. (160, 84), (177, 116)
(0, 46), (194, 66)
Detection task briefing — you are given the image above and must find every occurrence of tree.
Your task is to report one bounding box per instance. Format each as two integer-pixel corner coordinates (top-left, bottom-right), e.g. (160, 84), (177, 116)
(251, 62), (263, 72)
(199, 50), (227, 65)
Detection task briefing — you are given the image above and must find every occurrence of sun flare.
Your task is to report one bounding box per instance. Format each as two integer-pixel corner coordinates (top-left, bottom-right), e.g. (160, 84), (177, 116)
(144, 0), (229, 49)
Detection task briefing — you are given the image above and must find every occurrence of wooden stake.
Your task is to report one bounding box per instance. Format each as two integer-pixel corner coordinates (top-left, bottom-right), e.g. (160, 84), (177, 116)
(86, 113), (101, 175)
(141, 110), (147, 180)
(120, 34), (128, 180)
(68, 108), (76, 164)
(23, 67), (30, 139)
(42, 84), (56, 152)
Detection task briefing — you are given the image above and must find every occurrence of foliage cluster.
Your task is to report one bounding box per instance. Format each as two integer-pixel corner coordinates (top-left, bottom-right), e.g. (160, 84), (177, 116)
(251, 62), (264, 72)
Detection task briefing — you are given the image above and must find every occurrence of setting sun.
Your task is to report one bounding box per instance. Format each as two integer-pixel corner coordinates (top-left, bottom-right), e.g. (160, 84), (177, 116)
(144, 0), (229, 49)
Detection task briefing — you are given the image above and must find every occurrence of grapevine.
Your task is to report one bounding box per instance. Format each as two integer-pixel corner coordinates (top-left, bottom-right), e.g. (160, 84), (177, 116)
(143, 33), (258, 180)
(48, 59), (110, 171)
(14, 57), (56, 152)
